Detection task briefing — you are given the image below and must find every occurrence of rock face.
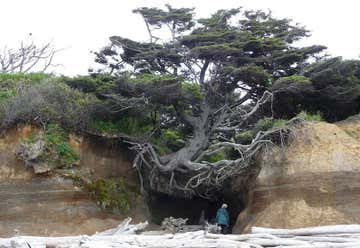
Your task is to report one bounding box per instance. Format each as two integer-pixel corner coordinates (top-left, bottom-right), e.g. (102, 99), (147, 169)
(0, 125), (149, 237)
(233, 118), (360, 233)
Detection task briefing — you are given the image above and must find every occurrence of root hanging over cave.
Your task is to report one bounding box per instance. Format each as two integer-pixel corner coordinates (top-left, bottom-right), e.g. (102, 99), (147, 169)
(127, 91), (304, 200)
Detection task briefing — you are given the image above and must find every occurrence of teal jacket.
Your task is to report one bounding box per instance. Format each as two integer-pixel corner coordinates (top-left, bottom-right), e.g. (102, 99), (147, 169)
(216, 208), (229, 226)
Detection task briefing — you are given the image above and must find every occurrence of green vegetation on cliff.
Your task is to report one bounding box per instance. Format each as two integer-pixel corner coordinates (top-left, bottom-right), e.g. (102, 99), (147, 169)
(18, 124), (79, 170)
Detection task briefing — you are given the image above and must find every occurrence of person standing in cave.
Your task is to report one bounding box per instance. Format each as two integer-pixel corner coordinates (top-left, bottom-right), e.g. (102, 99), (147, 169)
(216, 203), (230, 234)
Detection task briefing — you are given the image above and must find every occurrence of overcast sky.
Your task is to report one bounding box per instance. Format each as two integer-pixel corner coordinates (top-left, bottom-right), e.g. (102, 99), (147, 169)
(1, 0), (359, 75)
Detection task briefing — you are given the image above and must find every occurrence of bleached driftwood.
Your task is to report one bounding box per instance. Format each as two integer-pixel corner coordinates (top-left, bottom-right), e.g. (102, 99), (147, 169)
(4, 222), (360, 248)
(94, 217), (148, 236)
(161, 216), (188, 233)
(252, 224), (360, 236)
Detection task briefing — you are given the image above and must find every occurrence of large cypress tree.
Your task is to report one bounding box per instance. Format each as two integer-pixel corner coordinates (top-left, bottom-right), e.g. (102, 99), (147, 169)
(93, 5), (325, 199)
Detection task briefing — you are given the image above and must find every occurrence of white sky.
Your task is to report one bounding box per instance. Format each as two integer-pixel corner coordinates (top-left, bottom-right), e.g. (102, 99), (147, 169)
(1, 0), (359, 76)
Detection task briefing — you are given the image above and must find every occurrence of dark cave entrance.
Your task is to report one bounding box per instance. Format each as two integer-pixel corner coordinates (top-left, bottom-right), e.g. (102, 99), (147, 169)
(146, 191), (246, 232)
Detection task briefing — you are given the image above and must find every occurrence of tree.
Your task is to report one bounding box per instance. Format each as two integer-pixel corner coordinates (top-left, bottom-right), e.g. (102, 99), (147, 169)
(94, 6), (325, 199)
(272, 57), (360, 122)
(0, 36), (60, 73)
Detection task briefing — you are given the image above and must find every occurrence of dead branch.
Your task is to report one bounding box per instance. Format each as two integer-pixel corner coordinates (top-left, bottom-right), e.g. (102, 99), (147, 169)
(0, 39), (60, 73)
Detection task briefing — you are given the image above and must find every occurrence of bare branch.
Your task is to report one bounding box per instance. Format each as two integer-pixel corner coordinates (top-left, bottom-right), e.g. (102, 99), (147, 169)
(0, 39), (61, 73)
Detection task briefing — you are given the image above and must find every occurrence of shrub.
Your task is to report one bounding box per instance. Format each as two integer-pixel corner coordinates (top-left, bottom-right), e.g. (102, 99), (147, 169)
(235, 117), (289, 144)
(17, 124), (79, 170)
(91, 116), (153, 138)
(0, 80), (98, 130)
(235, 130), (253, 144)
(44, 124), (79, 167)
(296, 111), (323, 121)
(204, 150), (226, 163)
(254, 117), (275, 133)
(151, 128), (185, 155)
(63, 74), (115, 93)
(86, 178), (132, 213)
(0, 72), (51, 83)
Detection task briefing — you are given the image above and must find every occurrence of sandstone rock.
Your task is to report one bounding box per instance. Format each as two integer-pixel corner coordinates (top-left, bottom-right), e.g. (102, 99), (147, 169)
(0, 125), (149, 237)
(15, 137), (52, 174)
(233, 119), (360, 233)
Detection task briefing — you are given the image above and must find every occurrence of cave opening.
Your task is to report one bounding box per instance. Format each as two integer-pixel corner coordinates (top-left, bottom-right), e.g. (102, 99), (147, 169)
(146, 191), (246, 232)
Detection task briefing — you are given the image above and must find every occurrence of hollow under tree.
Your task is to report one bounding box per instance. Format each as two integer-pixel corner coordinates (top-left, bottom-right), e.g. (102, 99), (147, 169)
(93, 5), (326, 199)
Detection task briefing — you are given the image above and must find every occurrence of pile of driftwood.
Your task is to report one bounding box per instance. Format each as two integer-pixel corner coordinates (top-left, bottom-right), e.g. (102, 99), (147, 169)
(160, 217), (219, 234)
(3, 219), (360, 248)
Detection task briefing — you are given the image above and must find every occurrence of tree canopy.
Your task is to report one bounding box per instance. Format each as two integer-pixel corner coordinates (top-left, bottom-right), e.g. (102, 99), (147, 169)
(272, 57), (360, 121)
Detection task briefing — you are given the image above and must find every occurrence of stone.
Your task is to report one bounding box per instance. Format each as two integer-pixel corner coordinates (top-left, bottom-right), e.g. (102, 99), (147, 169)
(15, 137), (52, 174)
(233, 119), (360, 233)
(0, 125), (149, 237)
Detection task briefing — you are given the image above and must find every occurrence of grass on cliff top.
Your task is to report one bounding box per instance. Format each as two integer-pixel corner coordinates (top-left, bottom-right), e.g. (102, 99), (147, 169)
(235, 111), (323, 144)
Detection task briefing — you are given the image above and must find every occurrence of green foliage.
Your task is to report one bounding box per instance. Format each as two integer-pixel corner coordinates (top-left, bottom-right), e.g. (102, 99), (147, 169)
(95, 5), (325, 103)
(235, 130), (253, 144)
(133, 5), (195, 33)
(204, 150), (226, 163)
(130, 74), (179, 85)
(181, 82), (203, 100)
(235, 117), (289, 144)
(0, 72), (53, 102)
(62, 170), (136, 213)
(275, 75), (311, 85)
(235, 112), (321, 144)
(43, 124), (79, 168)
(86, 178), (132, 213)
(296, 111), (323, 121)
(91, 116), (154, 138)
(0, 89), (16, 102)
(273, 58), (360, 122)
(0, 72), (51, 83)
(304, 57), (360, 87)
(151, 128), (185, 155)
(229, 64), (272, 88)
(64, 74), (115, 93)
(254, 117), (276, 132)
(91, 119), (123, 134)
(0, 79), (98, 129)
(191, 44), (241, 59)
(19, 124), (79, 169)
(271, 119), (288, 129)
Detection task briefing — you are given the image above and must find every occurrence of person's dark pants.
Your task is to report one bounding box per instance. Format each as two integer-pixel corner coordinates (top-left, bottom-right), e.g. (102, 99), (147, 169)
(219, 224), (228, 234)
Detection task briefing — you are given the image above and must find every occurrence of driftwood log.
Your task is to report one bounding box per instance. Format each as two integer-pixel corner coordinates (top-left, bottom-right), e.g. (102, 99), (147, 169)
(3, 221), (360, 247)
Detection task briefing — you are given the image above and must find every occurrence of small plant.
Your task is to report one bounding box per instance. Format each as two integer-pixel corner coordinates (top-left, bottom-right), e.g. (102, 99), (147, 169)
(61, 171), (137, 214)
(44, 124), (79, 168)
(235, 117), (289, 144)
(235, 130), (253, 144)
(204, 150), (226, 163)
(254, 117), (275, 132)
(91, 119), (122, 134)
(86, 178), (133, 213)
(296, 111), (323, 121)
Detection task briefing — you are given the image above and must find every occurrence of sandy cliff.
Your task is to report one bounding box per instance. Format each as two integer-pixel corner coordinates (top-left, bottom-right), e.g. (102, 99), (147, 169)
(0, 125), (148, 237)
(234, 117), (360, 233)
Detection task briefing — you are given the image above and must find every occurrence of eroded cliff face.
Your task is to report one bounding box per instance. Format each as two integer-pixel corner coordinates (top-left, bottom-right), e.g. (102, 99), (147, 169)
(0, 125), (148, 237)
(233, 117), (360, 233)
